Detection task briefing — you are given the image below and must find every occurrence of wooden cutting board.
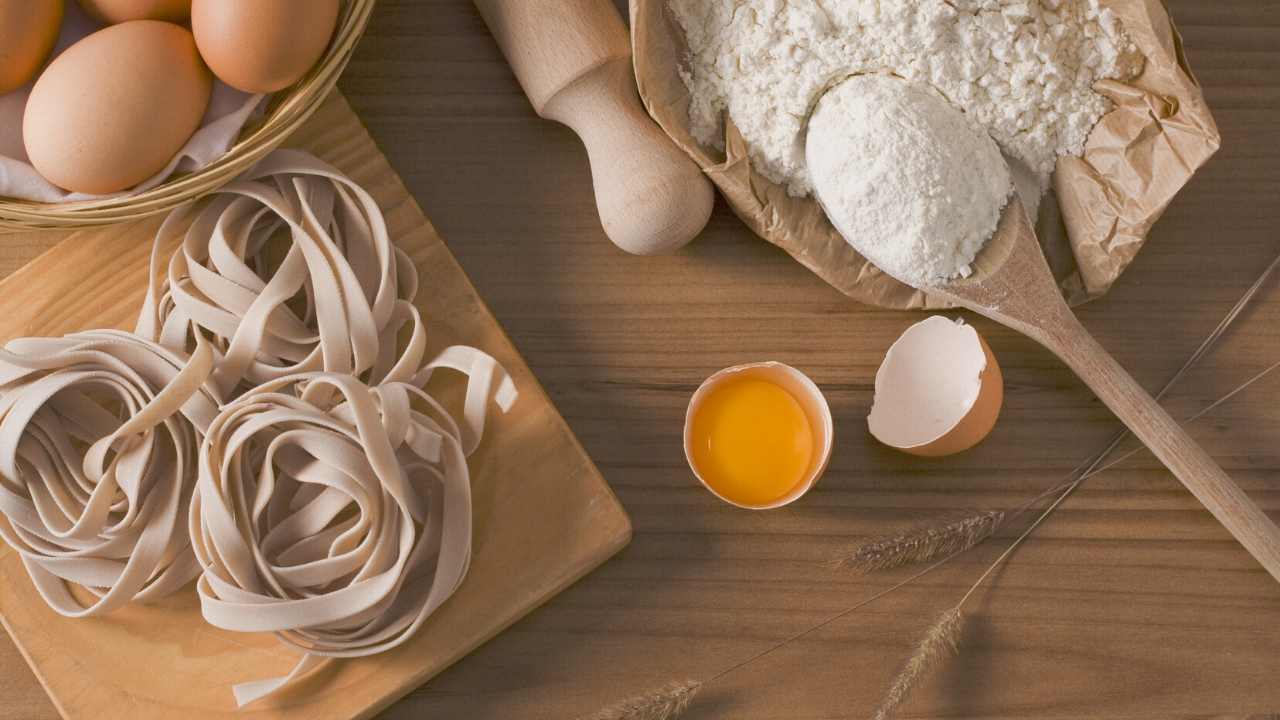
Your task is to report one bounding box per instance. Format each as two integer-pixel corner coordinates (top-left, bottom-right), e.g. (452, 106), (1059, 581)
(0, 91), (632, 719)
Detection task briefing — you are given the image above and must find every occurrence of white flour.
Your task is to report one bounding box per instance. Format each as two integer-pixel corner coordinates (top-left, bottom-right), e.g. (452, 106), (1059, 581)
(671, 0), (1136, 198)
(807, 75), (1011, 285)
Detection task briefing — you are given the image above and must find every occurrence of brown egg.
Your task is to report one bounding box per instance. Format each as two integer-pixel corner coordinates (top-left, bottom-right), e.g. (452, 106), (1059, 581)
(23, 20), (212, 194)
(0, 1), (65, 93)
(191, 0), (339, 94)
(77, 0), (190, 24)
(78, 0), (190, 24)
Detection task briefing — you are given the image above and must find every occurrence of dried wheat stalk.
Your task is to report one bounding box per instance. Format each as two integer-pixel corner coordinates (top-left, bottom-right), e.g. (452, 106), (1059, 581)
(835, 510), (1005, 572)
(871, 467), (1085, 719)
(579, 680), (702, 720)
(873, 607), (964, 720)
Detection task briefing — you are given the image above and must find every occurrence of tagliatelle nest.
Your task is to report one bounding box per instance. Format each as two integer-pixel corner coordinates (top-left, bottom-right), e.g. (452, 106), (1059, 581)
(0, 150), (520, 707)
(0, 330), (222, 616)
(137, 149), (428, 397)
(191, 359), (515, 707)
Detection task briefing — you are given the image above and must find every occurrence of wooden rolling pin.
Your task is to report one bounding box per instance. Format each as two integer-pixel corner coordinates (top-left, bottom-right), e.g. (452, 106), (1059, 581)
(474, 0), (714, 255)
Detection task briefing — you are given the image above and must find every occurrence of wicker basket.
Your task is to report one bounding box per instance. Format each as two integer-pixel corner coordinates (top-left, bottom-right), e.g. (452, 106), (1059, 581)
(0, 0), (375, 231)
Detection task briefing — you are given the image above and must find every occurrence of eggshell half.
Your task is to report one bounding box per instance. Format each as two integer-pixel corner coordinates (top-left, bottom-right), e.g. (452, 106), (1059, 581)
(78, 0), (190, 24)
(191, 0), (339, 93)
(0, 0), (65, 94)
(23, 20), (212, 194)
(868, 316), (1003, 457)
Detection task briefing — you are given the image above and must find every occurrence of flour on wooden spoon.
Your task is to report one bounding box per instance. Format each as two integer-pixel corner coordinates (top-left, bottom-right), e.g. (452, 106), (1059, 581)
(807, 74), (1011, 286)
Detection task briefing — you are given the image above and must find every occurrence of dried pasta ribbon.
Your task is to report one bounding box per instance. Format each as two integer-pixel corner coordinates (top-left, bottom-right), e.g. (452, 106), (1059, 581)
(190, 354), (515, 707)
(0, 330), (221, 616)
(137, 148), (427, 398)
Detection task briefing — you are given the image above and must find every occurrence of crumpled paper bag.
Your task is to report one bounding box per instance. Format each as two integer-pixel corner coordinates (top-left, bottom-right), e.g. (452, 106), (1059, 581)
(631, 0), (1221, 309)
(0, 1), (265, 203)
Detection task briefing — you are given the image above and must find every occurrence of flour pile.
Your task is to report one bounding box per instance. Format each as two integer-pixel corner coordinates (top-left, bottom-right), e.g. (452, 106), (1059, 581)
(807, 75), (1011, 285)
(671, 0), (1137, 197)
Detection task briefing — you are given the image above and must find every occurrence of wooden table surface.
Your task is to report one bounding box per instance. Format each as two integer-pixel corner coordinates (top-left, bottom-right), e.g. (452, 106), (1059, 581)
(3, 1), (1280, 718)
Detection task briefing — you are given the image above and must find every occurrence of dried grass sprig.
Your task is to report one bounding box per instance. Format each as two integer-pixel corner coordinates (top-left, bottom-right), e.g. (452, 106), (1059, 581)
(835, 510), (1005, 572)
(579, 680), (702, 720)
(873, 607), (964, 720)
(872, 459), (1091, 718)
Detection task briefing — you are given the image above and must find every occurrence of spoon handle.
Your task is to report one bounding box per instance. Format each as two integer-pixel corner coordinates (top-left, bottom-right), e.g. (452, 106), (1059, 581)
(1044, 314), (1280, 583)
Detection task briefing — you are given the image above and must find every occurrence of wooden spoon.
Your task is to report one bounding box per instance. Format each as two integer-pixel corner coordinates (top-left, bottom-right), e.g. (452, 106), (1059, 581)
(876, 197), (1280, 583)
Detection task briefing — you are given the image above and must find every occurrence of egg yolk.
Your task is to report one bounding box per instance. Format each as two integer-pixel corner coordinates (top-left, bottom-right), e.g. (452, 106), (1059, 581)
(689, 377), (814, 507)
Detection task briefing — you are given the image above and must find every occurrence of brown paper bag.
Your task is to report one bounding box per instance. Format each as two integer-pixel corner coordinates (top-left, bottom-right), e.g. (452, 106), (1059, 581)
(631, 0), (1220, 309)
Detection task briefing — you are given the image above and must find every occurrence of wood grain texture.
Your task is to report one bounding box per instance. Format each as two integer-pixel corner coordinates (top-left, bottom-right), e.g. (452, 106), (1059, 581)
(3, 0), (1280, 717)
(0, 92), (630, 719)
(931, 200), (1280, 585)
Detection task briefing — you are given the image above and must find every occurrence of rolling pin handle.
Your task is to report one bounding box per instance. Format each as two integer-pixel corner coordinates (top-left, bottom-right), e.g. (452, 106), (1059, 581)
(474, 0), (714, 255)
(541, 59), (714, 255)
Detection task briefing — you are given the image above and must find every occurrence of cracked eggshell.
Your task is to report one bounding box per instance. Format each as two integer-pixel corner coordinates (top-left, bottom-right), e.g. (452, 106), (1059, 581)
(868, 315), (1003, 457)
(684, 361), (834, 510)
